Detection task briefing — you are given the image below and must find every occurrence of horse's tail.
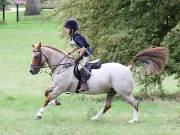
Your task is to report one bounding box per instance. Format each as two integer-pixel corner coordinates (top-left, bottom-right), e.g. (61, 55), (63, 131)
(128, 47), (168, 75)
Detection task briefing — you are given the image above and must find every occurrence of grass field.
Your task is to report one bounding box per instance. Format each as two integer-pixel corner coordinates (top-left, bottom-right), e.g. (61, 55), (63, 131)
(0, 12), (180, 135)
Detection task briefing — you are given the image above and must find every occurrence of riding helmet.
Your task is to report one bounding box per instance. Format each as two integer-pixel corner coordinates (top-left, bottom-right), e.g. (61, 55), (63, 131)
(64, 19), (79, 31)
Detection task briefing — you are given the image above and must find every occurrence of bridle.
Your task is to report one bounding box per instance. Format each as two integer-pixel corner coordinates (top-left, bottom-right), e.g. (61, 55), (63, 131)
(31, 49), (75, 74)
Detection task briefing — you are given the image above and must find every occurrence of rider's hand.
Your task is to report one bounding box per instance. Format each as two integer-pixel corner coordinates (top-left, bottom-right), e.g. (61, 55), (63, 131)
(75, 56), (82, 63)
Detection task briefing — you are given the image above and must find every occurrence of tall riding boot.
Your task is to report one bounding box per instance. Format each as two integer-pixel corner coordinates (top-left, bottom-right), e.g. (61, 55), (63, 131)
(79, 68), (89, 92)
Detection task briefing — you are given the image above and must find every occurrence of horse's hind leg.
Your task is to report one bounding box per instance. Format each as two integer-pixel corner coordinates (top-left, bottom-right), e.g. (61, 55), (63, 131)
(45, 87), (61, 106)
(122, 94), (139, 123)
(91, 90), (116, 121)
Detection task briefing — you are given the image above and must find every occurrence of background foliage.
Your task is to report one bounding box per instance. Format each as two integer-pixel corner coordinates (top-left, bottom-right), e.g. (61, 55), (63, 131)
(56, 0), (180, 96)
(0, 0), (8, 6)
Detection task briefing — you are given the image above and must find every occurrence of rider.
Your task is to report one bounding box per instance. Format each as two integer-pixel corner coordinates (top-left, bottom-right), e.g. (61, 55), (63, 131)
(64, 19), (93, 92)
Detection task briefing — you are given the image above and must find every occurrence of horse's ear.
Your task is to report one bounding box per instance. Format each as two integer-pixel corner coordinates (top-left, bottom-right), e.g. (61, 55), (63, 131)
(32, 44), (35, 48)
(37, 42), (41, 49)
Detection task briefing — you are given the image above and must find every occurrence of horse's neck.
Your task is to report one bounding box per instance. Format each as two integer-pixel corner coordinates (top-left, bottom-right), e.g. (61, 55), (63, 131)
(41, 47), (71, 70)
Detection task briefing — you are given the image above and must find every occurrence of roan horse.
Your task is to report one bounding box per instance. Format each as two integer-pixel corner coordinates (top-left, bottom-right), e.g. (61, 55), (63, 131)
(30, 43), (168, 123)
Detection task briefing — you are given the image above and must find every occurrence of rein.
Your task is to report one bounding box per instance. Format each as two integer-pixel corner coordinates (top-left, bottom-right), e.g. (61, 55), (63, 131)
(31, 50), (75, 75)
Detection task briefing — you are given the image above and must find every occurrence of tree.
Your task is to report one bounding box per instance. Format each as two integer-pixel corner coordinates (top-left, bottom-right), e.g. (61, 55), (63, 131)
(0, 0), (7, 10)
(0, 0), (9, 17)
(25, 0), (41, 15)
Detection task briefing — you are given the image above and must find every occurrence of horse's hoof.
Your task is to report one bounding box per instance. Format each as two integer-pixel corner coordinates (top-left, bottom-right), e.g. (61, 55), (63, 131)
(128, 119), (138, 123)
(35, 116), (42, 120)
(91, 116), (100, 121)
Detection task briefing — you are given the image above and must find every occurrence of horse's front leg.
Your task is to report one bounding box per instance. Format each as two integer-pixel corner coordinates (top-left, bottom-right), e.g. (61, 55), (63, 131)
(45, 87), (61, 106)
(35, 86), (63, 119)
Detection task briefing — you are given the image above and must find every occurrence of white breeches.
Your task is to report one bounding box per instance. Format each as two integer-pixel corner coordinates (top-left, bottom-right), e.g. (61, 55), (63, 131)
(78, 57), (89, 70)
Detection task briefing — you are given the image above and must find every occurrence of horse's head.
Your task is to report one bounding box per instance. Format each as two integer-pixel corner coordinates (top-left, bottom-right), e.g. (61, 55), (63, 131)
(30, 43), (47, 75)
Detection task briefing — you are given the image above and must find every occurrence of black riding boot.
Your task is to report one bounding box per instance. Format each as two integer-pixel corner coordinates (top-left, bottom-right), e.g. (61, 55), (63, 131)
(79, 68), (89, 92)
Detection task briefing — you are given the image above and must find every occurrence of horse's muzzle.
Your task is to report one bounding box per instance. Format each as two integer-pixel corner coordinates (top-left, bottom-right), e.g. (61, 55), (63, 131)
(30, 69), (36, 75)
(30, 66), (39, 75)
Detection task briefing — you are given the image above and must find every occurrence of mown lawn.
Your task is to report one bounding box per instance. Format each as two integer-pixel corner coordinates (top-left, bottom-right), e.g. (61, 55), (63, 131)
(0, 12), (180, 135)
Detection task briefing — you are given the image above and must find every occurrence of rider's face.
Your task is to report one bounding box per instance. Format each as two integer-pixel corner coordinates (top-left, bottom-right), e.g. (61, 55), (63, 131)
(65, 28), (71, 35)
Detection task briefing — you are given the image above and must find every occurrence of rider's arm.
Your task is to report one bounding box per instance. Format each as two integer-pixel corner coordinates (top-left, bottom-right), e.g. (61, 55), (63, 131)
(68, 47), (78, 55)
(73, 36), (86, 57)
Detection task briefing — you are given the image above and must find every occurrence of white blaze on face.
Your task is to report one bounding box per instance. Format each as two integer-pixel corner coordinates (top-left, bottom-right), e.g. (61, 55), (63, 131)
(32, 52), (35, 57)
(31, 50), (42, 67)
(33, 52), (40, 57)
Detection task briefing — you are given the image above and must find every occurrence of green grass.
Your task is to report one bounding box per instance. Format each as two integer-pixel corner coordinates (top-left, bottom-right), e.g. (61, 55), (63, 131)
(0, 12), (180, 135)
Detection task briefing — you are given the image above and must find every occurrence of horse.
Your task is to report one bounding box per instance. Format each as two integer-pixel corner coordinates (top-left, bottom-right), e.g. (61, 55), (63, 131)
(30, 43), (168, 123)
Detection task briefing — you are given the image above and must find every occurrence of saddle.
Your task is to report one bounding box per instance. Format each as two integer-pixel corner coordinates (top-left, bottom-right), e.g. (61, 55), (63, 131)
(73, 60), (102, 93)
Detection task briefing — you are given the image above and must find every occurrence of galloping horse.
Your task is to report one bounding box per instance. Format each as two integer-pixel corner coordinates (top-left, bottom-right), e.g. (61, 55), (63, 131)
(30, 43), (168, 123)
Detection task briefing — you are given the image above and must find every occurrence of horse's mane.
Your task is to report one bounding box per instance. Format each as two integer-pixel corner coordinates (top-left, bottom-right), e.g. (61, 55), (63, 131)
(43, 45), (67, 55)
(42, 45), (75, 59)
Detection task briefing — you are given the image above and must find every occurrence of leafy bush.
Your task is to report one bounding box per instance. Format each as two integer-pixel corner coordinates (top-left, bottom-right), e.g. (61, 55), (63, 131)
(57, 0), (180, 96)
(162, 22), (180, 83)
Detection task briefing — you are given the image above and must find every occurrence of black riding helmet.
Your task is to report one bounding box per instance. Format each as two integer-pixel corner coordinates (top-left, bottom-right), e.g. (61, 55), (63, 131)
(64, 19), (79, 31)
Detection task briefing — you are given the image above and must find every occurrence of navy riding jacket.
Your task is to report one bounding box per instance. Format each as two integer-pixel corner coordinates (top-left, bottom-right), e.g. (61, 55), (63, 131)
(71, 32), (93, 57)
